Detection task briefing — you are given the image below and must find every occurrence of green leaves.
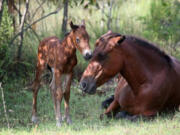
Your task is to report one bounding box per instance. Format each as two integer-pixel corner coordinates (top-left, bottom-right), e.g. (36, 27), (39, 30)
(141, 0), (180, 44)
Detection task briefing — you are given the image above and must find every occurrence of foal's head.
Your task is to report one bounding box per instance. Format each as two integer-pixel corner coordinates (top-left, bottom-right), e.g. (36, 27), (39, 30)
(80, 31), (126, 94)
(69, 21), (92, 60)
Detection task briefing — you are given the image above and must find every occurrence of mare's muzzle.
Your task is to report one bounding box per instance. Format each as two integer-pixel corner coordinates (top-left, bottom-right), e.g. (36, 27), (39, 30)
(80, 77), (96, 94)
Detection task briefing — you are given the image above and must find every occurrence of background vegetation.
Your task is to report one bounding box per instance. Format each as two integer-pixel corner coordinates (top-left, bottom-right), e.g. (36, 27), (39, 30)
(0, 0), (180, 134)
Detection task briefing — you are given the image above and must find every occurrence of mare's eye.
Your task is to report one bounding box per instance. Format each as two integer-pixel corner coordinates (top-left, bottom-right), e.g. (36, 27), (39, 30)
(76, 37), (80, 43)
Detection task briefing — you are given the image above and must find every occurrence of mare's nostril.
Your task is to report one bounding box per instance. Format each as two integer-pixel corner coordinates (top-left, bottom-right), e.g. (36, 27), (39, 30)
(81, 81), (87, 91)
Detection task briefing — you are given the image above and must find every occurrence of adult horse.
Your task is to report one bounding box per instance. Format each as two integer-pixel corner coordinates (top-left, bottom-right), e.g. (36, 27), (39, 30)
(31, 21), (92, 127)
(80, 31), (180, 120)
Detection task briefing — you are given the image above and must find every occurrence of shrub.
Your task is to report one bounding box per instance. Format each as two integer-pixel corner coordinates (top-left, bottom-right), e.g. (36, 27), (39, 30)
(141, 0), (180, 46)
(0, 2), (14, 81)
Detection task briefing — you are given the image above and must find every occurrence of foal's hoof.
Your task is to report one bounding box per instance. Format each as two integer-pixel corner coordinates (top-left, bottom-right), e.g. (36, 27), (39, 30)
(56, 121), (62, 127)
(56, 117), (63, 127)
(66, 118), (72, 125)
(32, 115), (39, 124)
(62, 116), (72, 125)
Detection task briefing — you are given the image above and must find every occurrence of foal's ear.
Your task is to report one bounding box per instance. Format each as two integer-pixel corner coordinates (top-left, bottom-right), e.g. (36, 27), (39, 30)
(70, 21), (79, 31)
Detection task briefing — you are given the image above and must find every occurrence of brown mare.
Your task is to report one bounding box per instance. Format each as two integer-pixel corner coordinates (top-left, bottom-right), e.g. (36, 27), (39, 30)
(80, 31), (180, 120)
(31, 21), (92, 127)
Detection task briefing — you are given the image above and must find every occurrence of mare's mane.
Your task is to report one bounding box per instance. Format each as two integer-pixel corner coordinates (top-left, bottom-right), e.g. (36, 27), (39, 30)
(95, 32), (171, 66)
(127, 36), (171, 66)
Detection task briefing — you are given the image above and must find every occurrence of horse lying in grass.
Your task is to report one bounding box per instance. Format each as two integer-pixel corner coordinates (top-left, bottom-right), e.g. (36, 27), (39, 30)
(31, 21), (92, 127)
(80, 31), (180, 120)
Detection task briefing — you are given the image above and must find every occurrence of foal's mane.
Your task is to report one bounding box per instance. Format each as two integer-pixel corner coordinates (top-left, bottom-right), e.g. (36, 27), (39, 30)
(127, 36), (172, 66)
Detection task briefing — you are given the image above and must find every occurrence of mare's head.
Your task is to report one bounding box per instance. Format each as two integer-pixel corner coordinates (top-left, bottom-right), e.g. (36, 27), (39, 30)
(80, 31), (126, 94)
(70, 21), (92, 60)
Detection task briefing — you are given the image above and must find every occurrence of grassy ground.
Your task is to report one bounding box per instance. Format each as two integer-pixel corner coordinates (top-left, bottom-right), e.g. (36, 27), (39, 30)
(0, 79), (180, 135)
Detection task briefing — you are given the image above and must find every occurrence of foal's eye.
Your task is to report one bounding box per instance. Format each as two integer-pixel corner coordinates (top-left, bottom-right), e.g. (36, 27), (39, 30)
(76, 37), (80, 43)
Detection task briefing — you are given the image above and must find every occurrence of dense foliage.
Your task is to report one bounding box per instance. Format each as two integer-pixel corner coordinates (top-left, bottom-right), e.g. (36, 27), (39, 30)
(141, 0), (180, 46)
(0, 0), (179, 81)
(0, 3), (14, 81)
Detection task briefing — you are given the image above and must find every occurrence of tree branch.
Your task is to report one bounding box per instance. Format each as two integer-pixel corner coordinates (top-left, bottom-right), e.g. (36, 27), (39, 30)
(62, 0), (69, 34)
(0, 82), (10, 129)
(31, 0), (46, 21)
(107, 0), (114, 30)
(10, 6), (62, 46)
(29, 26), (41, 42)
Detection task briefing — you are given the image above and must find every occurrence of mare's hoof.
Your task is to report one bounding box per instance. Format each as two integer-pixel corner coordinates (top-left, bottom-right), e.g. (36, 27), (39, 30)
(101, 95), (114, 109)
(126, 115), (140, 122)
(100, 114), (104, 120)
(32, 115), (39, 124)
(115, 111), (128, 119)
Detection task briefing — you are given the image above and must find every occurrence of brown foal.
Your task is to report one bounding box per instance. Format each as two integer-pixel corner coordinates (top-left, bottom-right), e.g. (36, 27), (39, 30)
(31, 21), (92, 127)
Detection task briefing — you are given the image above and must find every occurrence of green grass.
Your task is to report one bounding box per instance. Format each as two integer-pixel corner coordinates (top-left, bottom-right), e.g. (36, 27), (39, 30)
(0, 79), (180, 135)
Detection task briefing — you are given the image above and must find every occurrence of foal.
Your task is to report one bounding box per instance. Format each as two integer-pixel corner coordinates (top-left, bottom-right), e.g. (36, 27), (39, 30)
(31, 21), (92, 126)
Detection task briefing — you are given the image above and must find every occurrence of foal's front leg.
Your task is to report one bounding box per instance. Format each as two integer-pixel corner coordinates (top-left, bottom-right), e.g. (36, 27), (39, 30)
(63, 73), (73, 124)
(54, 69), (63, 127)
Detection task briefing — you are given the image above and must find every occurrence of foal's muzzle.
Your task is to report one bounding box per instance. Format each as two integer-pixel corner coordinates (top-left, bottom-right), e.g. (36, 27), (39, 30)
(83, 50), (92, 61)
(80, 78), (96, 94)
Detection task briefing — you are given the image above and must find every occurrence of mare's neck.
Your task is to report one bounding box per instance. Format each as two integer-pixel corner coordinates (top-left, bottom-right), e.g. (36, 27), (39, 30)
(120, 39), (169, 94)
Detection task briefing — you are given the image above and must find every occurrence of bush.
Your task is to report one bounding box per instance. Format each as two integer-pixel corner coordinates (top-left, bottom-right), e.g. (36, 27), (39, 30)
(141, 0), (180, 46)
(0, 2), (14, 81)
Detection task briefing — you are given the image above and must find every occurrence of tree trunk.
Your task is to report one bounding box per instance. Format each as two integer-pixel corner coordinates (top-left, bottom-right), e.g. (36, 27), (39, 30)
(100, 1), (104, 28)
(0, 0), (5, 27)
(107, 0), (114, 30)
(17, 0), (29, 61)
(62, 0), (68, 35)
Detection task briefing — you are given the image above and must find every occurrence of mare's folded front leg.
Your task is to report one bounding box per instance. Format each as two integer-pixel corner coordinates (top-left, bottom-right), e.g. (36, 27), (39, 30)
(100, 100), (119, 120)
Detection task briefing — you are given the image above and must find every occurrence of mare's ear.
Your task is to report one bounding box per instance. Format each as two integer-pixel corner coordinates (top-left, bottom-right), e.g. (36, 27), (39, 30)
(109, 35), (126, 49)
(70, 21), (79, 31)
(117, 35), (126, 45)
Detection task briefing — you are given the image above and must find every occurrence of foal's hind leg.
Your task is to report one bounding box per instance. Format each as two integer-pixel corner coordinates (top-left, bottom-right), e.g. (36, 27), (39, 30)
(32, 61), (46, 123)
(63, 73), (73, 124)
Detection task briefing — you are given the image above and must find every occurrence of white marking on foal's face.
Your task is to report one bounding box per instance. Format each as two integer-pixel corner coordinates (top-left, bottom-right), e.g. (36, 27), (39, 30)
(83, 49), (92, 60)
(83, 49), (92, 56)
